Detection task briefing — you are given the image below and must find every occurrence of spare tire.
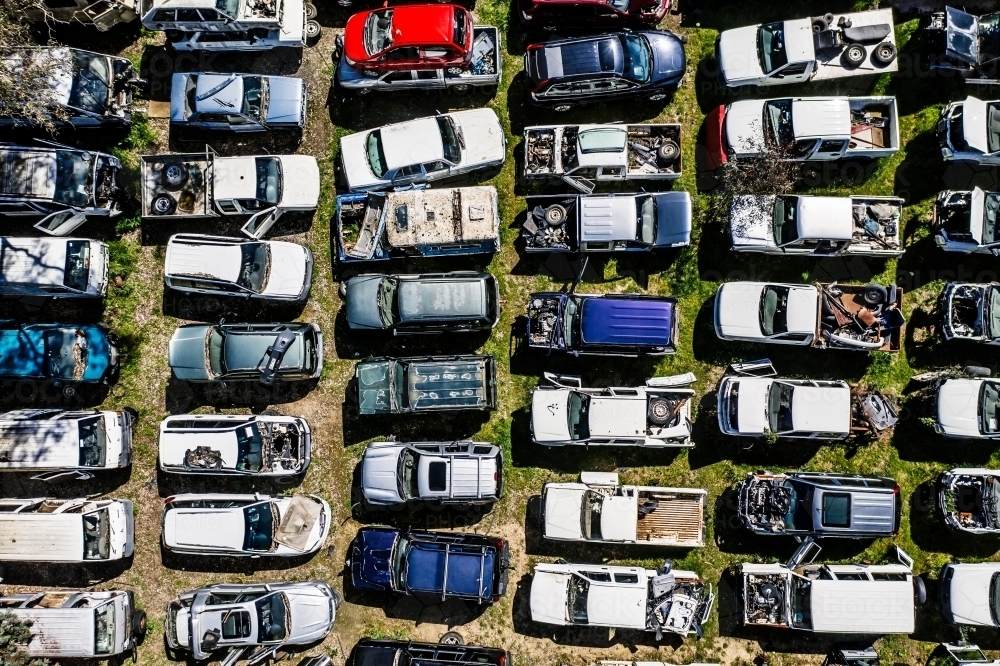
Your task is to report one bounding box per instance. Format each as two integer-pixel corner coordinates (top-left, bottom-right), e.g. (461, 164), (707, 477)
(161, 162), (187, 189)
(439, 632), (465, 645)
(843, 43), (866, 67)
(657, 140), (680, 165)
(863, 283), (887, 306)
(874, 41), (897, 65)
(544, 205), (567, 227)
(648, 397), (674, 426)
(151, 194), (176, 216)
(812, 17), (828, 33)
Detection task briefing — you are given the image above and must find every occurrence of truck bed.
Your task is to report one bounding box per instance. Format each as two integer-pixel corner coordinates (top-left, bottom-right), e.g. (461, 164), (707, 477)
(817, 282), (905, 351)
(812, 9), (898, 81)
(523, 124), (681, 180)
(846, 196), (902, 252)
(635, 489), (705, 546)
(847, 97), (898, 154)
(140, 154), (212, 219)
(625, 125), (681, 178)
(522, 194), (576, 252)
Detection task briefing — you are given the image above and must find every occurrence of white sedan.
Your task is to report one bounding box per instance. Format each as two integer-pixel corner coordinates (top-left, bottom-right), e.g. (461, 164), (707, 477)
(935, 378), (1000, 439)
(340, 109), (506, 191)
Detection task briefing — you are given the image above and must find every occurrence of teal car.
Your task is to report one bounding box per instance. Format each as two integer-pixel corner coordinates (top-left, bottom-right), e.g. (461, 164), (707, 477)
(0, 322), (119, 393)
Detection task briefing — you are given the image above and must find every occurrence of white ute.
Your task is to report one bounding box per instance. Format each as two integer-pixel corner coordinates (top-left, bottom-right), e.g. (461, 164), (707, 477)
(717, 374), (852, 440)
(541, 471), (707, 547)
(530, 560), (714, 639)
(940, 562), (1000, 627)
(730, 194), (902, 257)
(716, 9), (897, 88)
(933, 188), (1000, 253)
(530, 372), (696, 447)
(934, 377), (1000, 439)
(340, 110), (506, 192)
(939, 96), (1000, 165)
(141, 0), (316, 51)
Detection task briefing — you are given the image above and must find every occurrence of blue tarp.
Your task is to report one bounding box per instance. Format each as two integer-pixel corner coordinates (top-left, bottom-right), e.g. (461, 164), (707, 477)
(579, 296), (674, 347)
(405, 542), (495, 598)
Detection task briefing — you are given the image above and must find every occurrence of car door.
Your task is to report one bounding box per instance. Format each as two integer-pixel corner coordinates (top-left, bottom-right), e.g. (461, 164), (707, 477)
(241, 207), (282, 239)
(391, 164), (424, 187)
(381, 70), (418, 91)
(34, 209), (89, 236)
(768, 61), (811, 84)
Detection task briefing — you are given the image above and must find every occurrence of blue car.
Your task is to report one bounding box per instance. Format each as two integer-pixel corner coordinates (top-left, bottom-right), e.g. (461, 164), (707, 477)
(347, 527), (509, 604)
(525, 292), (678, 356)
(0, 322), (119, 393)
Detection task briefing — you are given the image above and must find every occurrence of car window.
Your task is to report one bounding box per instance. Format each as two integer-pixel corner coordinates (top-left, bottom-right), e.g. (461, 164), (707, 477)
(759, 285), (790, 335)
(621, 35), (650, 82)
(256, 158), (281, 205)
(255, 593), (287, 642)
(568, 576), (589, 623)
(44, 328), (87, 380)
(152, 9), (174, 20)
(239, 243), (269, 293)
(400, 450), (418, 498)
(582, 571), (611, 581)
(365, 9), (393, 55)
(567, 392), (590, 440)
(83, 508), (110, 559)
(767, 382), (794, 434)
(834, 571), (868, 580)
(982, 381), (1000, 434)
(243, 503), (274, 551)
(79, 415), (107, 467)
(821, 493), (851, 527)
(94, 601), (115, 655)
(236, 423), (263, 471)
(221, 610), (252, 639)
(427, 461), (447, 491)
(177, 9), (199, 20)
(54, 151), (93, 208)
(436, 115), (463, 164)
(383, 47), (419, 62)
(377, 277), (397, 327)
(367, 130), (388, 179)
(208, 328), (226, 377)
(453, 7), (468, 45)
(614, 573), (638, 584)
(772, 196), (798, 245)
(242, 76), (267, 123)
(985, 193), (1000, 244)
(763, 99), (794, 148)
(215, 0), (239, 17)
(759, 22), (788, 74)
(63, 240), (91, 291)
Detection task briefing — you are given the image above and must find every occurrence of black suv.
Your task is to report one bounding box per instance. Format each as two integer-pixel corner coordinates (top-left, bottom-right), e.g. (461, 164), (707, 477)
(737, 471), (901, 539)
(525, 31), (686, 111)
(348, 639), (508, 666)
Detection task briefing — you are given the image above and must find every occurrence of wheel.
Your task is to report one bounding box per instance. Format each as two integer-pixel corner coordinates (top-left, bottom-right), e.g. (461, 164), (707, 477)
(62, 385), (76, 398)
(648, 92), (667, 101)
(913, 576), (927, 605)
(132, 610), (147, 643)
(338, 281), (348, 299)
(874, 41), (896, 65)
(451, 83), (471, 96)
(446, 67), (463, 75)
(965, 365), (993, 378)
(863, 283), (887, 306)
(843, 43), (866, 67)
(656, 140), (679, 165)
(330, 588), (343, 609)
(161, 162), (187, 189)
(544, 205), (567, 226)
(811, 17), (828, 33)
(648, 397), (673, 426)
(439, 632), (465, 646)
(151, 194), (176, 216)
(305, 20), (322, 41)
(304, 2), (317, 18)
(552, 104), (573, 112)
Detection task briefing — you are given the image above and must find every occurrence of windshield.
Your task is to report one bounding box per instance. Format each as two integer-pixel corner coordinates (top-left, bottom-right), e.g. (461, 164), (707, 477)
(763, 99), (794, 148)
(789, 576), (812, 629)
(453, 7), (468, 45)
(581, 491), (602, 539)
(79, 415), (107, 467)
(437, 115), (463, 164)
(216, 0), (240, 17)
(567, 392), (590, 441)
(243, 503), (274, 551)
(759, 285), (790, 335)
(567, 576), (589, 623)
(242, 76), (268, 122)
(256, 158), (281, 205)
(984, 193), (1000, 244)
(767, 381), (794, 434)
(988, 287), (1000, 340)
(365, 9), (393, 54)
(367, 130), (388, 179)
(377, 277), (397, 327)
(981, 381), (1000, 434)
(981, 12), (1000, 63)
(562, 296), (579, 348)
(94, 601), (116, 655)
(608, 0), (628, 9)
(400, 449), (418, 499)
(236, 422), (263, 471)
(45, 328), (87, 380)
(621, 35), (651, 82)
(638, 196), (656, 244)
(239, 243), (269, 293)
(391, 536), (410, 590)
(54, 151), (93, 208)
(783, 479), (812, 531)
(208, 328), (226, 377)
(758, 22), (788, 74)
(83, 508), (110, 560)
(772, 197), (799, 246)
(64, 240), (92, 291)
(254, 594), (287, 642)
(69, 51), (110, 114)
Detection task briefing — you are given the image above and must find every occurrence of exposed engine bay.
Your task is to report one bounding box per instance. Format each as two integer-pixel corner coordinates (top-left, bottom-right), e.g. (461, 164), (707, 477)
(933, 190), (975, 240)
(522, 196), (574, 250)
(850, 201), (900, 248)
(180, 421), (305, 474)
(525, 128), (558, 174)
(942, 282), (1000, 343)
(245, 0), (278, 19)
(95, 155), (125, 212)
(743, 573), (788, 626)
(523, 125), (681, 176)
(740, 475), (792, 534)
(527, 294), (567, 347)
(940, 472), (1000, 532)
(645, 562), (712, 639)
(818, 282), (904, 351)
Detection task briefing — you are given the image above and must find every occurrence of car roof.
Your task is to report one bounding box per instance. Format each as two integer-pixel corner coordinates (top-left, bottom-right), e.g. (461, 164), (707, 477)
(381, 117), (444, 171)
(406, 357), (490, 409)
(389, 5), (461, 49)
(222, 326), (306, 373)
(578, 295), (674, 347)
(537, 36), (623, 80)
(1, 237), (70, 286)
(165, 237), (244, 282)
(397, 276), (489, 323)
(405, 540), (495, 598)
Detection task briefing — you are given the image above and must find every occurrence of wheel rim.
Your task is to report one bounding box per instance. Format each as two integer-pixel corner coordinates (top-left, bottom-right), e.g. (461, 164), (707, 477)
(553, 105), (571, 112)
(305, 3), (317, 18)
(651, 400), (670, 420)
(649, 93), (666, 101)
(357, 88), (371, 95)
(878, 45), (893, 59)
(453, 84), (471, 95)
(306, 21), (321, 38)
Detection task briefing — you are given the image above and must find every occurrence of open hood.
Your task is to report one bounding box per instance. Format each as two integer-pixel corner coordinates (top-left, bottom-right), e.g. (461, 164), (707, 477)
(963, 96), (990, 153)
(947, 6), (980, 66)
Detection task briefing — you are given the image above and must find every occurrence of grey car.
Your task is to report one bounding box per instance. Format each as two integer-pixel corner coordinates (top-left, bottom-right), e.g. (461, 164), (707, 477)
(353, 355), (497, 415)
(737, 471), (901, 538)
(344, 272), (500, 334)
(170, 72), (306, 132)
(168, 322), (322, 384)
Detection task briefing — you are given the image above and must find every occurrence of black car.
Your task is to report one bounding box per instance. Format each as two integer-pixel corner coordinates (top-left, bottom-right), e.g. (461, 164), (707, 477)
(525, 31), (686, 111)
(347, 639), (508, 666)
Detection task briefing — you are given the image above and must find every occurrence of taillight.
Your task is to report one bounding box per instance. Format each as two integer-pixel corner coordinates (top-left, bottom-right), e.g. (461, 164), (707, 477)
(531, 78), (549, 94)
(164, 496), (175, 504)
(527, 43), (544, 51)
(493, 472), (497, 480)
(496, 539), (504, 549)
(893, 484), (900, 494)
(499, 654), (506, 666)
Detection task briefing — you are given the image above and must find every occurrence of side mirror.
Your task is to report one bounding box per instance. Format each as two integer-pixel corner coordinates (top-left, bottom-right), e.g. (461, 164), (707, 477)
(201, 629), (221, 652)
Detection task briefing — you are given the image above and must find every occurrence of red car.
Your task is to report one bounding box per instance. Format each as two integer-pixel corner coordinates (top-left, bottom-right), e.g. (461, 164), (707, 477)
(343, 4), (473, 72)
(518, 0), (669, 28)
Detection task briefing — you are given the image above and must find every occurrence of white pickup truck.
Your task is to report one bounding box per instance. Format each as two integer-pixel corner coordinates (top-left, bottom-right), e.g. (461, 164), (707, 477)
(933, 187), (1000, 254)
(939, 96), (1000, 165)
(716, 9), (897, 88)
(714, 281), (905, 351)
(708, 96), (899, 164)
(140, 149), (320, 238)
(530, 560), (714, 639)
(730, 194), (902, 257)
(141, 0), (318, 51)
(541, 472), (706, 547)
(524, 123), (681, 193)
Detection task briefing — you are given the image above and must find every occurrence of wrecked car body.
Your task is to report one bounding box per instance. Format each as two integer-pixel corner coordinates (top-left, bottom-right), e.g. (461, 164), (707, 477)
(941, 282), (1000, 344)
(938, 468), (1000, 534)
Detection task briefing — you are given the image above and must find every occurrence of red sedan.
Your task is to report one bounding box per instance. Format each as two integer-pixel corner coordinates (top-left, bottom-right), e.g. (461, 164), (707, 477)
(343, 4), (473, 72)
(518, 0), (669, 28)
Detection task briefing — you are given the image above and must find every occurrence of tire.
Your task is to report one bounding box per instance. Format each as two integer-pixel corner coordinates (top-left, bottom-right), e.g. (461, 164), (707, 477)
(552, 104), (573, 112)
(965, 365), (993, 378)
(62, 385), (76, 398)
(305, 2), (317, 18)
(330, 588), (343, 609)
(913, 576), (927, 605)
(452, 83), (471, 96)
(648, 397), (673, 426)
(811, 17), (828, 33)
(544, 205), (567, 226)
(161, 162), (187, 189)
(439, 632), (465, 646)
(863, 283), (887, 306)
(657, 140), (679, 165)
(151, 194), (176, 216)
(132, 610), (148, 643)
(338, 281), (348, 299)
(648, 92), (667, 101)
(843, 43), (866, 67)
(305, 20), (322, 41)
(874, 41), (896, 65)
(446, 67), (463, 75)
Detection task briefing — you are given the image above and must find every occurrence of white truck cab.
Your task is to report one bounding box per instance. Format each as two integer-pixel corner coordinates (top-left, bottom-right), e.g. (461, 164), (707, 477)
(939, 96), (1000, 165)
(142, 0), (316, 51)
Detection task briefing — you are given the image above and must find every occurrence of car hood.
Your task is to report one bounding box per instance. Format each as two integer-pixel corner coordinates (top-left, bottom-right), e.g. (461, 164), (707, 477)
(653, 192), (692, 247)
(733, 377), (772, 435)
(730, 195), (775, 248)
(531, 388), (571, 442)
(362, 444), (405, 504)
(345, 275), (388, 329)
(287, 588), (334, 642)
(262, 242), (309, 297)
(341, 130), (381, 191)
(530, 569), (570, 625)
(356, 360), (394, 414)
(543, 485), (586, 539)
(351, 527), (398, 590)
(168, 326), (211, 381)
(645, 31), (686, 85)
(948, 565), (1000, 626)
(938, 379), (985, 437)
(451, 109), (505, 167)
(717, 25), (764, 84)
(264, 77), (305, 126)
(279, 155), (321, 207)
(725, 99), (767, 155)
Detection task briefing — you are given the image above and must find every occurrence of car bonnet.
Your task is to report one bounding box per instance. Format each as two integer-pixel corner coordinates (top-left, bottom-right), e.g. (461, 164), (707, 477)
(264, 76), (305, 125)
(352, 527), (399, 588)
(361, 444), (405, 503)
(653, 191), (692, 247)
(356, 360), (394, 414)
(645, 31), (686, 83)
(168, 326), (212, 381)
(286, 587), (334, 642)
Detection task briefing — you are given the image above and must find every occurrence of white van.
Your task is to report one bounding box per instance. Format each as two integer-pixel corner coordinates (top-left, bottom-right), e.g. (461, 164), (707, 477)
(0, 408), (134, 482)
(0, 497), (134, 562)
(0, 589), (145, 658)
(0, 237), (109, 299)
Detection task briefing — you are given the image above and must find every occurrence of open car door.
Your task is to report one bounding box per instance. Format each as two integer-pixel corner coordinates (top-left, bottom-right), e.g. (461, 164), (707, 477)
(34, 209), (88, 236)
(83, 0), (134, 31)
(241, 206), (281, 239)
(30, 470), (95, 483)
(561, 175), (595, 194)
(786, 537), (822, 567)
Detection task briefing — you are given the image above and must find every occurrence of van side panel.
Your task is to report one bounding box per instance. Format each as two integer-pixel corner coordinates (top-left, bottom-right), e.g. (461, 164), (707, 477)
(11, 609), (97, 657)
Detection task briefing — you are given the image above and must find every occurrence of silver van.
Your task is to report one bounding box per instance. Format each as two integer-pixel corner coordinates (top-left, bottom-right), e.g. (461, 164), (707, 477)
(0, 589), (145, 658)
(0, 408), (134, 482)
(0, 497), (134, 562)
(0, 237), (109, 299)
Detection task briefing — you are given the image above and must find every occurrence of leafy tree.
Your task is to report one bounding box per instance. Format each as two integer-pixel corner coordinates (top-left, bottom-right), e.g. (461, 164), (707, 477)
(0, 0), (69, 131)
(0, 611), (48, 666)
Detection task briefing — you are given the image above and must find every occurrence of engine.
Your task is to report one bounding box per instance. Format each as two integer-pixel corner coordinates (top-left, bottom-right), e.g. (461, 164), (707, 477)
(527, 296), (562, 346)
(741, 478), (790, 533)
(263, 422), (303, 473)
(744, 573), (786, 626)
